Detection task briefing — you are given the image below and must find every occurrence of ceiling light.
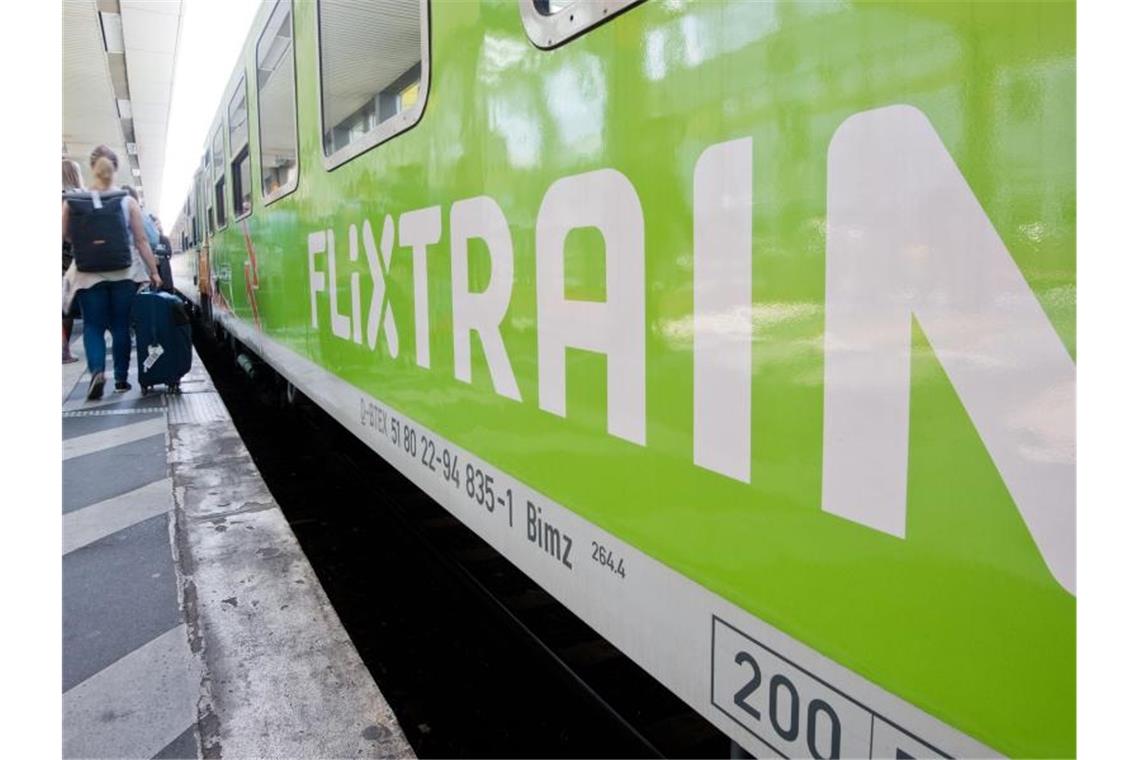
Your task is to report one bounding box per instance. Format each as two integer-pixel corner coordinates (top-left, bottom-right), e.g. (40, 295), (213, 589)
(131, 168), (141, 177)
(126, 142), (138, 155)
(99, 12), (124, 54)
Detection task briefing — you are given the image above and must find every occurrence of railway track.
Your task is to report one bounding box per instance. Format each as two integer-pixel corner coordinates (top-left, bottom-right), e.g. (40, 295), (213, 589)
(193, 324), (730, 759)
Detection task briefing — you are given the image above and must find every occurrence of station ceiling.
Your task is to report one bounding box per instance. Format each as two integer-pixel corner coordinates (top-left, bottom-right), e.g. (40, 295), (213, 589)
(62, 0), (182, 219)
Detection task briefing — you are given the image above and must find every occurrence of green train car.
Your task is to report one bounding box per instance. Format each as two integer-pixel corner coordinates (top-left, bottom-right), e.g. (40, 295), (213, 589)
(173, 1), (1075, 756)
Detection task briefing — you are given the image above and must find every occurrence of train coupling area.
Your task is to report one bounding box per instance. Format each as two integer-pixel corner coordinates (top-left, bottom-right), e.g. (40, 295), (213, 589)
(61, 332), (412, 759)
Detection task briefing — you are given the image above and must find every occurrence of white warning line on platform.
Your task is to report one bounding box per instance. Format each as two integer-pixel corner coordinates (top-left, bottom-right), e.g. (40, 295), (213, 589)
(63, 416), (167, 461)
(63, 624), (199, 760)
(63, 478), (174, 555)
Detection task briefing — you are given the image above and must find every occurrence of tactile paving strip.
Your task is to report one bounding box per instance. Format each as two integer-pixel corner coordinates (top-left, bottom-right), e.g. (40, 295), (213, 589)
(166, 391), (230, 425)
(62, 406), (166, 418)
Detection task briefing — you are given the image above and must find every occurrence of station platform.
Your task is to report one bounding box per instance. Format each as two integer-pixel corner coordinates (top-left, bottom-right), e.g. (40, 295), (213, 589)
(62, 326), (414, 759)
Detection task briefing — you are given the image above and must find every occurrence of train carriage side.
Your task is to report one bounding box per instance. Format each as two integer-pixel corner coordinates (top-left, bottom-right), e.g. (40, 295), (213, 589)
(194, 2), (1076, 757)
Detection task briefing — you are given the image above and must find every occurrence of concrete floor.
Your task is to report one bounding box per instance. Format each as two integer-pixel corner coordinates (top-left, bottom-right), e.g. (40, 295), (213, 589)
(62, 334), (199, 759)
(62, 324), (413, 759)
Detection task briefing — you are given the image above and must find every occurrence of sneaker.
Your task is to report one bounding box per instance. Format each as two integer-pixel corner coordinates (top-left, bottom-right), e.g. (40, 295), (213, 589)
(62, 354), (78, 364)
(86, 374), (105, 401)
(114, 381), (132, 393)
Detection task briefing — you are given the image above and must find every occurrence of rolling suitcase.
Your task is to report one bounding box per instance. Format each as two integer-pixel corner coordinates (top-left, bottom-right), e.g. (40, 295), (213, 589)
(132, 289), (192, 394)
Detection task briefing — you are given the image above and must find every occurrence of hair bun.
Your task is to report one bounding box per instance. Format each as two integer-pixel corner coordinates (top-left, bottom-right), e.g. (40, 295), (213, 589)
(89, 145), (119, 182)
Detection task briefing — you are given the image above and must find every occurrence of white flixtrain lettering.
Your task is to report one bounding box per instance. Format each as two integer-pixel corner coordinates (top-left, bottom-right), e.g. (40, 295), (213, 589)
(307, 230), (327, 329)
(362, 217), (399, 357)
(450, 196), (521, 401)
(309, 222), (399, 355)
(535, 168), (646, 446)
(693, 138), (753, 482)
(300, 115), (1074, 597)
(822, 104), (1076, 595)
(400, 206), (442, 369)
(326, 229), (352, 341)
(348, 224), (363, 345)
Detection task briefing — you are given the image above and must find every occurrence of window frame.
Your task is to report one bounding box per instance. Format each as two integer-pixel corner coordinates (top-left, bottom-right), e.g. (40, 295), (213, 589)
(228, 74), (253, 222)
(210, 122), (228, 231)
(314, 0), (432, 171)
(256, 0), (301, 207)
(186, 193), (195, 247)
(213, 185), (227, 230)
(197, 167), (207, 242)
(232, 147), (253, 221)
(203, 152), (216, 235)
(518, 0), (644, 49)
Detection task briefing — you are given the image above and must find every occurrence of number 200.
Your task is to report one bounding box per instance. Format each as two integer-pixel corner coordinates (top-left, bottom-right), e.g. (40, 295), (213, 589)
(733, 651), (841, 759)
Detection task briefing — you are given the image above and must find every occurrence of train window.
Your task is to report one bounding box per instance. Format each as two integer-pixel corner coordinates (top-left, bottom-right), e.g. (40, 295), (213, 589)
(210, 129), (224, 180)
(196, 166), (207, 238)
(212, 124), (227, 229)
(190, 193), (198, 246)
(199, 154), (208, 239)
(184, 197), (193, 248)
(316, 0), (430, 169)
(229, 77), (252, 219)
(200, 168), (209, 240)
(257, 0), (299, 203)
(519, 0), (643, 49)
(228, 80), (249, 158)
(235, 158), (251, 220)
(216, 182), (226, 226)
(204, 154), (216, 234)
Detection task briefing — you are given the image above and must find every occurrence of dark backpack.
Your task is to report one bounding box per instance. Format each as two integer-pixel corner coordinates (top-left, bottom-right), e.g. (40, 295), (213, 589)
(65, 190), (132, 272)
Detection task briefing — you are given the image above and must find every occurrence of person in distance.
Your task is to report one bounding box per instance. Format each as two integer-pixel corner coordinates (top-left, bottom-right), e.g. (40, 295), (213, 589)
(62, 145), (162, 400)
(122, 185), (161, 250)
(61, 158), (84, 364)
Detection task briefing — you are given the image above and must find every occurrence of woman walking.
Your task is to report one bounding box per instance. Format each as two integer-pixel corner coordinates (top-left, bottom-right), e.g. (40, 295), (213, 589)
(61, 158), (84, 363)
(62, 146), (162, 399)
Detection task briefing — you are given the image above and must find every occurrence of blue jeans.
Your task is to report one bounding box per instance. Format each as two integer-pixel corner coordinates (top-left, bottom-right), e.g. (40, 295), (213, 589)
(77, 280), (137, 383)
